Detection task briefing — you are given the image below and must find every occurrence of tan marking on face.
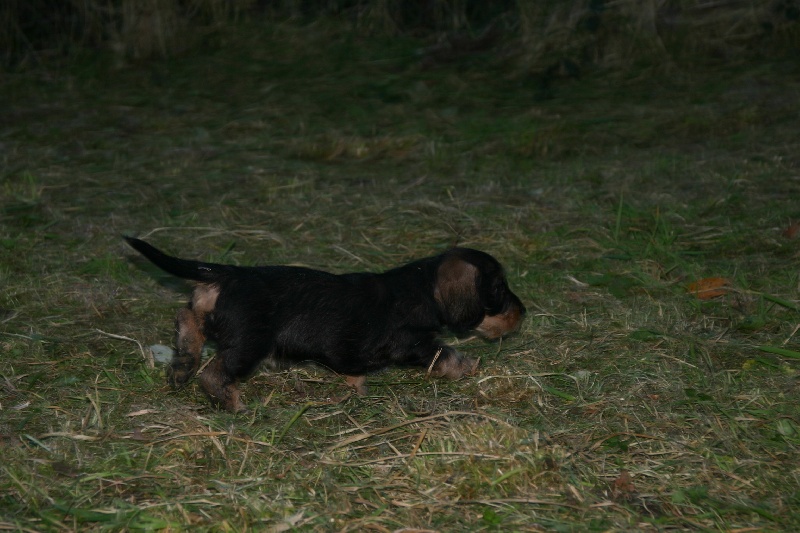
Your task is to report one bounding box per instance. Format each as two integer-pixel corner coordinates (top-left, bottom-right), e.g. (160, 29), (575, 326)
(476, 305), (523, 340)
(192, 283), (220, 315)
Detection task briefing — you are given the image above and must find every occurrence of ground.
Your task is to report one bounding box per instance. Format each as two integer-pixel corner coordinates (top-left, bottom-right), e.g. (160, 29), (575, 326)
(1, 22), (799, 531)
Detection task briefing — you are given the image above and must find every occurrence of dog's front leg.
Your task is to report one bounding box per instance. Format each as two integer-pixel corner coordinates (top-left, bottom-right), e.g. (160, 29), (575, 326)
(426, 346), (479, 380)
(345, 375), (368, 396)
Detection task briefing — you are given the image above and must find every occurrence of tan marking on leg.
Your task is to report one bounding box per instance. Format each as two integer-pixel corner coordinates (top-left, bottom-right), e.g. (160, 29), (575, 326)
(198, 356), (246, 413)
(168, 284), (219, 389)
(191, 283), (220, 315)
(345, 375), (368, 396)
(168, 307), (205, 388)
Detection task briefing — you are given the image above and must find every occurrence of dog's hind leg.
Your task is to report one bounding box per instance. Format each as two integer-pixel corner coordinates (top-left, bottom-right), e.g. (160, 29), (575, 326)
(198, 354), (246, 412)
(168, 284), (219, 389)
(168, 306), (205, 389)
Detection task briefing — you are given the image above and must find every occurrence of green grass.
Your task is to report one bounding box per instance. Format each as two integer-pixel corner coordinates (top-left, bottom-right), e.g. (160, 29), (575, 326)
(2, 21), (800, 531)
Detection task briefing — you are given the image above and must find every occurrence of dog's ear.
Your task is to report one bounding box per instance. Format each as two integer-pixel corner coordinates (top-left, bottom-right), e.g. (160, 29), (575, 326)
(434, 255), (484, 330)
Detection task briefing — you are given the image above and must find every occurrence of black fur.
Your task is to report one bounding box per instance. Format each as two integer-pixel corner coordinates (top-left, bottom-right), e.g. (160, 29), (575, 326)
(125, 236), (525, 411)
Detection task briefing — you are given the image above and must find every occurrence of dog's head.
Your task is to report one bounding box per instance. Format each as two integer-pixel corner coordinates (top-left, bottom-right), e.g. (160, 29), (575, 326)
(434, 248), (526, 339)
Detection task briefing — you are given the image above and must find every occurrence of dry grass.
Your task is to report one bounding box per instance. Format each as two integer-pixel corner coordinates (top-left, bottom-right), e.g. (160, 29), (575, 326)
(2, 18), (800, 532)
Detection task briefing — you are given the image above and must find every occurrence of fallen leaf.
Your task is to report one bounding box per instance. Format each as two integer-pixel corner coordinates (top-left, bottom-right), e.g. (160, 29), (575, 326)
(782, 221), (800, 239)
(687, 277), (731, 299)
(51, 461), (81, 478)
(612, 470), (635, 496)
(130, 428), (148, 441)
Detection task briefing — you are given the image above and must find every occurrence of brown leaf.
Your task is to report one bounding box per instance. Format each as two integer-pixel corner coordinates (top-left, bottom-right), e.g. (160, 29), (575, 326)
(687, 277), (731, 300)
(52, 461), (81, 478)
(612, 470), (635, 495)
(130, 427), (148, 441)
(782, 221), (800, 239)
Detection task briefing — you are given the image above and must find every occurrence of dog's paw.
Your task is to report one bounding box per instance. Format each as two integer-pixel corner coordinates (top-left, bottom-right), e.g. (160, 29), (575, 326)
(345, 375), (369, 396)
(166, 364), (195, 389)
(430, 349), (479, 380)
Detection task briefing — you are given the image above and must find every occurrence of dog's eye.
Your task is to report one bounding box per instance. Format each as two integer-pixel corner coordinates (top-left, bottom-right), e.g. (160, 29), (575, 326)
(491, 277), (504, 295)
(485, 277), (507, 312)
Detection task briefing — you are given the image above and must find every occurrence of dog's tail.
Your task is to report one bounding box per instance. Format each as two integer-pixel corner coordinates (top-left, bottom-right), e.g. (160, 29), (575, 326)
(124, 236), (227, 283)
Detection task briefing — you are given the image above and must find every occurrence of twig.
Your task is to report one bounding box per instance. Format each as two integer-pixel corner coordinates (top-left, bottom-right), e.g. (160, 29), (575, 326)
(589, 432), (663, 452)
(94, 329), (153, 368)
(458, 497), (583, 511)
(407, 428), (428, 461)
(1, 310), (19, 324)
(275, 394), (355, 443)
(332, 245), (368, 265)
(320, 450), (503, 467)
(38, 432), (99, 442)
(147, 431), (228, 446)
(783, 323), (800, 345)
(327, 411), (512, 451)
(425, 347), (443, 378)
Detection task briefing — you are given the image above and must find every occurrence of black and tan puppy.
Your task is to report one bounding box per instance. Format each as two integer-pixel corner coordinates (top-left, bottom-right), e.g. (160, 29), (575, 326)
(125, 237), (525, 412)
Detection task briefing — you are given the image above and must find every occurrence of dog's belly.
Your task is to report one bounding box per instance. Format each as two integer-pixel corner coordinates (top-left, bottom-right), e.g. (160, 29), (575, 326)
(205, 301), (407, 377)
(269, 321), (400, 375)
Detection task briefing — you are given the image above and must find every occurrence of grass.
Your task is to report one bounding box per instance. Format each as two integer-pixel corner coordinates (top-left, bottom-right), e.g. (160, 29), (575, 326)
(2, 20), (800, 531)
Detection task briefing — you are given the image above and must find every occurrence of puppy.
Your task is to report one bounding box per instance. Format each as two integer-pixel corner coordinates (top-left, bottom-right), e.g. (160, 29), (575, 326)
(125, 237), (525, 412)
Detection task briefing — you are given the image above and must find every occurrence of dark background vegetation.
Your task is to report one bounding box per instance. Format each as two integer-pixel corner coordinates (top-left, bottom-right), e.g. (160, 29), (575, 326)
(4, 0), (799, 71)
(2, 1), (800, 531)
